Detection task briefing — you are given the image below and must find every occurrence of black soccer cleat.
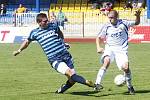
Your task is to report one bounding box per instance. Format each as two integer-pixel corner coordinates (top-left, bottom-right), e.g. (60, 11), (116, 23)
(94, 84), (103, 92)
(128, 86), (135, 95)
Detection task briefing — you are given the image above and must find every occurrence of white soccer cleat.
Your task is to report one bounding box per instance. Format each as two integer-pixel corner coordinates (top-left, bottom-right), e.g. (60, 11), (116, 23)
(94, 84), (103, 92)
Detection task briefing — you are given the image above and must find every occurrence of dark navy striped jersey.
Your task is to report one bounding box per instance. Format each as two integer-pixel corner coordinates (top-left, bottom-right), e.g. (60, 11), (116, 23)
(27, 23), (67, 59)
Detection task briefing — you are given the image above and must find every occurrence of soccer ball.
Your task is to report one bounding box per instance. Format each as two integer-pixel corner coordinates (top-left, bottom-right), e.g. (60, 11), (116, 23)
(114, 74), (125, 86)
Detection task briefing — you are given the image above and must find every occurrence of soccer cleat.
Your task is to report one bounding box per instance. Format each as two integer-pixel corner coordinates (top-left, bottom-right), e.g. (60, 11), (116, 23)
(55, 84), (65, 94)
(94, 84), (103, 91)
(128, 86), (135, 95)
(86, 80), (95, 87)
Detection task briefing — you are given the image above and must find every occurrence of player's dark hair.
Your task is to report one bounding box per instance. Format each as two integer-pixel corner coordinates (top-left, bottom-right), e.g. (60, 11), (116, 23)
(36, 13), (47, 23)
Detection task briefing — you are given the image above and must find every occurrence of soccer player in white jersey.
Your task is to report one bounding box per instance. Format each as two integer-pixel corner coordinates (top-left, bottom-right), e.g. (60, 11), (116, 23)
(94, 10), (141, 95)
(13, 13), (94, 93)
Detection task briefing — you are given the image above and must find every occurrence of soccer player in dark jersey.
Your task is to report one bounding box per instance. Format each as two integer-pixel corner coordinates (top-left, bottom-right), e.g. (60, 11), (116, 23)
(13, 13), (94, 93)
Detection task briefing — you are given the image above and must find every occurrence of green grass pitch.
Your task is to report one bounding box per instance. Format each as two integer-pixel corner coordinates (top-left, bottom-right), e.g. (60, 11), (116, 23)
(0, 43), (150, 100)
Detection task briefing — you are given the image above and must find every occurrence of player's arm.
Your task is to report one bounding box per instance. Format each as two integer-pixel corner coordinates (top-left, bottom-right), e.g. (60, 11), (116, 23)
(96, 36), (104, 54)
(13, 39), (31, 56)
(134, 10), (141, 25)
(96, 25), (107, 54)
(57, 28), (64, 39)
(57, 27), (70, 49)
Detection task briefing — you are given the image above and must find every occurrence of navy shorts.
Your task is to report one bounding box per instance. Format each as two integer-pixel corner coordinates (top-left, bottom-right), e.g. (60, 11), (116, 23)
(48, 51), (74, 70)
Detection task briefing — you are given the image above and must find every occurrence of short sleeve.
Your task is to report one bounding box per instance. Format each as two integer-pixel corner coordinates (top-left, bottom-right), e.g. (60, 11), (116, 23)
(97, 24), (108, 38)
(122, 20), (135, 27)
(27, 29), (36, 41)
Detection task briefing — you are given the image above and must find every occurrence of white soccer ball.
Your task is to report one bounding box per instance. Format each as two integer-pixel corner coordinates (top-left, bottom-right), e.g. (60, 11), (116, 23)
(114, 74), (125, 86)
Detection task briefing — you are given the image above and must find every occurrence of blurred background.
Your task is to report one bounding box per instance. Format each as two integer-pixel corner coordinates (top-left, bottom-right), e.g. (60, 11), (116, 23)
(0, 0), (149, 43)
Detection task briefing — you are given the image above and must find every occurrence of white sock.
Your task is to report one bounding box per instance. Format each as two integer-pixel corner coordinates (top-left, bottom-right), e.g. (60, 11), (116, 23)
(124, 69), (132, 88)
(95, 67), (106, 84)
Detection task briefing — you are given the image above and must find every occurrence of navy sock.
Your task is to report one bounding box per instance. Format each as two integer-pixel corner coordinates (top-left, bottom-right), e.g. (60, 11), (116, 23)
(71, 74), (86, 85)
(59, 80), (75, 93)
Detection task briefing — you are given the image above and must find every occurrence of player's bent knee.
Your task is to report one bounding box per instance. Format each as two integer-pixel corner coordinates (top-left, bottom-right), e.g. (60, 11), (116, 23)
(65, 68), (75, 77)
(122, 63), (129, 72)
(103, 56), (110, 67)
(104, 56), (110, 63)
(122, 66), (129, 72)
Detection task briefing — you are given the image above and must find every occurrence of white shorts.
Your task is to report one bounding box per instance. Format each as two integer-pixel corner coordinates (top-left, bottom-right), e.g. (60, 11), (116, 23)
(52, 61), (76, 75)
(101, 45), (128, 70)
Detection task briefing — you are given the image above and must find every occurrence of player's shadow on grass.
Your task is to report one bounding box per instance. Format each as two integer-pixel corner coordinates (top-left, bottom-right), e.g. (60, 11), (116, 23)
(123, 89), (150, 95)
(42, 91), (102, 97)
(69, 89), (150, 97)
(135, 89), (150, 94)
(68, 91), (101, 97)
(69, 91), (123, 97)
(41, 89), (150, 97)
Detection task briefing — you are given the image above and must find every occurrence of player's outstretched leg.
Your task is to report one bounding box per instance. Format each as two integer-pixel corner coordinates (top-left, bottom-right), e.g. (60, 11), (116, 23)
(55, 79), (75, 93)
(55, 74), (94, 94)
(70, 74), (94, 87)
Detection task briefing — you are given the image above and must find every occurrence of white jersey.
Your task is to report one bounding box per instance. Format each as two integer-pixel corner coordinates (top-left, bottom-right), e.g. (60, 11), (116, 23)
(98, 19), (135, 50)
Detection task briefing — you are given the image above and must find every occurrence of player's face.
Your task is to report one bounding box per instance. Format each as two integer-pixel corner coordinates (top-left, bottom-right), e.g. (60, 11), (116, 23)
(49, 15), (56, 22)
(39, 17), (48, 28)
(108, 12), (118, 25)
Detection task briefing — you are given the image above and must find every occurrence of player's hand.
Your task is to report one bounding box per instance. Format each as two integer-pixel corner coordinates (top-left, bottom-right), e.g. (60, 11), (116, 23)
(65, 42), (70, 49)
(134, 9), (141, 16)
(13, 50), (20, 56)
(97, 47), (104, 54)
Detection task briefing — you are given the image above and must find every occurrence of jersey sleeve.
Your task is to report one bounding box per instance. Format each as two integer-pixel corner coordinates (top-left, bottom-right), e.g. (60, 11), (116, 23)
(27, 29), (36, 41)
(97, 24), (108, 38)
(123, 20), (135, 27)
